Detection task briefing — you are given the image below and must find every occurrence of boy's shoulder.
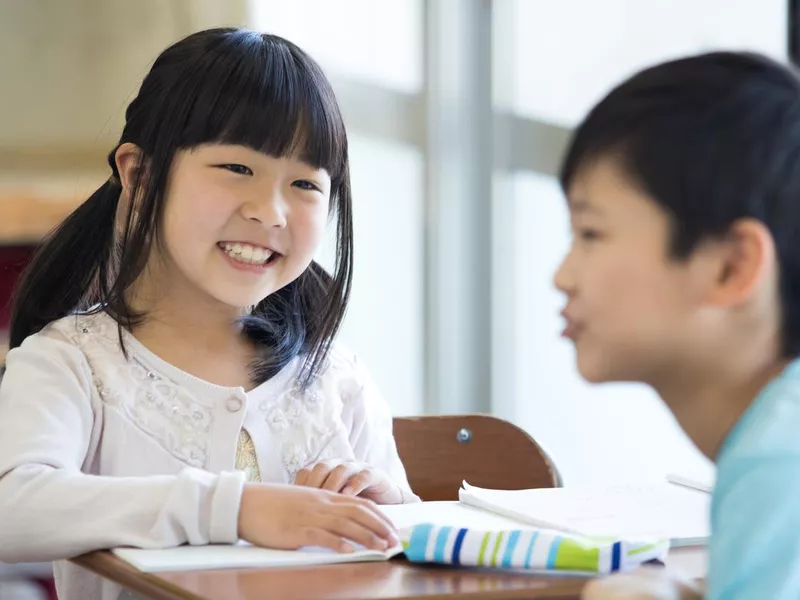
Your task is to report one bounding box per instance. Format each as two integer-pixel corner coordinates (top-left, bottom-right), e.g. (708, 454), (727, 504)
(720, 360), (800, 463)
(709, 361), (800, 599)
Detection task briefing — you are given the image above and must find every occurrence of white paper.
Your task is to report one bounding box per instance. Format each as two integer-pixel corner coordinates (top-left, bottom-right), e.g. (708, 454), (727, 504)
(666, 472), (714, 494)
(459, 481), (710, 547)
(113, 541), (402, 573)
(378, 501), (536, 532)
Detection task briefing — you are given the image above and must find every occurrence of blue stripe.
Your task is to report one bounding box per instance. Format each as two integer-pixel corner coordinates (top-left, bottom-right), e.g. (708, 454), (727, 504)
(502, 530), (521, 568)
(523, 531), (539, 568)
(546, 536), (563, 569)
(433, 526), (452, 562)
(610, 541), (622, 572)
(405, 523), (434, 561)
(451, 528), (468, 565)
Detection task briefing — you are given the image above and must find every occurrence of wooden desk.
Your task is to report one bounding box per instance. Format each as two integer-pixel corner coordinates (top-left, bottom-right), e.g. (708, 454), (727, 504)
(72, 547), (706, 600)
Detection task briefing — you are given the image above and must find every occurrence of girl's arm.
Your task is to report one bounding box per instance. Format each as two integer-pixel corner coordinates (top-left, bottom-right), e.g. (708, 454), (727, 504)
(0, 333), (245, 563)
(340, 354), (420, 503)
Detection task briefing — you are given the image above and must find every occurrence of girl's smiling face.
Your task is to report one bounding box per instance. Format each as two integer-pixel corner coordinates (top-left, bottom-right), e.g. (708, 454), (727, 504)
(149, 143), (331, 310)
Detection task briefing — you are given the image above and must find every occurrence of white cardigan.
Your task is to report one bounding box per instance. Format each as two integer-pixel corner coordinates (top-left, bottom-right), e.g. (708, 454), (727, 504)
(0, 311), (413, 600)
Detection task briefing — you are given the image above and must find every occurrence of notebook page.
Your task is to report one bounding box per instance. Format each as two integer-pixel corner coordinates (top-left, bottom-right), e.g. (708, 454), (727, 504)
(378, 500), (536, 532)
(666, 472), (715, 493)
(113, 541), (401, 573)
(459, 482), (710, 546)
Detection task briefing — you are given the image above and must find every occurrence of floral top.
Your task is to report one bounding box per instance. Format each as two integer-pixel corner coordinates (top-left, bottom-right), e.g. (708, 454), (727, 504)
(236, 429), (262, 482)
(0, 311), (414, 600)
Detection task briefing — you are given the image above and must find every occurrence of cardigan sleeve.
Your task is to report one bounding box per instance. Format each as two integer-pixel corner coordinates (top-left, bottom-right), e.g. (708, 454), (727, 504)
(0, 330), (245, 563)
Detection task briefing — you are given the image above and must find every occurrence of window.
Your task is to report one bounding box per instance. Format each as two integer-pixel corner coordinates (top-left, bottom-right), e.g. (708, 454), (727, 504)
(251, 0), (791, 483)
(250, 0), (425, 415)
(493, 0), (788, 483)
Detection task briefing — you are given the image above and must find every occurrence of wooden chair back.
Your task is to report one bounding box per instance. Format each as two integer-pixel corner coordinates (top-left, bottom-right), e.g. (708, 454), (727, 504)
(393, 414), (561, 501)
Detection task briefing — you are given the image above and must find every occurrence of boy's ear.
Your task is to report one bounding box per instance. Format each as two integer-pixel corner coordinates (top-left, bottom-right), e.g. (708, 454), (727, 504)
(705, 218), (776, 308)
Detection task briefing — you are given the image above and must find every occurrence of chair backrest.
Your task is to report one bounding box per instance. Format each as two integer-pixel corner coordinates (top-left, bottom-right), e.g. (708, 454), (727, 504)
(393, 414), (561, 502)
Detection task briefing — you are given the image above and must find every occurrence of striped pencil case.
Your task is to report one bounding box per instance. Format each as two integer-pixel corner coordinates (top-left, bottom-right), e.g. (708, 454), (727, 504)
(401, 523), (669, 574)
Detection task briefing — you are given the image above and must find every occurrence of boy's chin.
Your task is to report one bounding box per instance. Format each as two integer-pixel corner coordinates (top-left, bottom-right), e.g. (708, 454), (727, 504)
(576, 366), (611, 384)
(575, 354), (636, 385)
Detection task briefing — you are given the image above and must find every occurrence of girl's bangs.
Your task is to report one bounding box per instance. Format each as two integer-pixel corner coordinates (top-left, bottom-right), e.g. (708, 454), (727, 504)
(178, 32), (347, 182)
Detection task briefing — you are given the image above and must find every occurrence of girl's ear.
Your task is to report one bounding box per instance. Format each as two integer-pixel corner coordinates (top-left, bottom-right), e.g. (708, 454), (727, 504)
(113, 143), (150, 227)
(114, 143), (146, 196)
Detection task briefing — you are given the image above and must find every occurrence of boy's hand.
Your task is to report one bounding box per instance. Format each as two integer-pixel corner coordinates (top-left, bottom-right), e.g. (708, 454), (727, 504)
(295, 460), (419, 505)
(582, 568), (703, 600)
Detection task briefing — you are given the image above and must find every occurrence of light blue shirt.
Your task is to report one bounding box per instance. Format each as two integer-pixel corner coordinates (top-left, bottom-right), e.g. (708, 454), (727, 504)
(709, 359), (800, 599)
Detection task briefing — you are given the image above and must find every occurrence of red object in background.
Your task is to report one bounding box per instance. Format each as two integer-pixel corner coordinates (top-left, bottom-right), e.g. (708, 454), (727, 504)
(0, 245), (36, 332)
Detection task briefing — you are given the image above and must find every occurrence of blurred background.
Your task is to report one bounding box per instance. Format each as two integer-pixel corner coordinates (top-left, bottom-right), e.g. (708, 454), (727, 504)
(1, 0), (793, 485)
(0, 1), (792, 596)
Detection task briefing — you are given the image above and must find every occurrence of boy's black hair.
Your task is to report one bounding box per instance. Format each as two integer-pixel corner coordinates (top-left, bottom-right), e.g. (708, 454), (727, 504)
(561, 51), (800, 358)
(10, 28), (353, 386)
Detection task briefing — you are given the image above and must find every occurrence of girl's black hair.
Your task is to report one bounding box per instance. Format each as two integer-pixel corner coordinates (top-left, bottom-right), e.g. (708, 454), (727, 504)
(560, 51), (800, 358)
(10, 28), (353, 386)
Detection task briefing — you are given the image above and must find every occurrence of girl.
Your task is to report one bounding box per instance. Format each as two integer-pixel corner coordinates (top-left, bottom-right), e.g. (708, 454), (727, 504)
(0, 28), (417, 600)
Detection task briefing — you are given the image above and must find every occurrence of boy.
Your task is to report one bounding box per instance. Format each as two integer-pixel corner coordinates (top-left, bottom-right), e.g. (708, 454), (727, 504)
(554, 52), (800, 599)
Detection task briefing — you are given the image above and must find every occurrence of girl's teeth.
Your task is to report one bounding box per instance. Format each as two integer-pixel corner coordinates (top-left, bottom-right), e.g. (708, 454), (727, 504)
(221, 243), (273, 265)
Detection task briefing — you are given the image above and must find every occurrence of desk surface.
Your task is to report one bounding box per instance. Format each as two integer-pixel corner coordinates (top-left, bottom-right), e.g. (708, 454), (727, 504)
(72, 546), (706, 600)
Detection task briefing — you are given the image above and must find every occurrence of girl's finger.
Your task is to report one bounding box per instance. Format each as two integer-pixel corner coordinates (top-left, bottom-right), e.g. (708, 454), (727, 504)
(341, 469), (376, 496)
(321, 463), (358, 493)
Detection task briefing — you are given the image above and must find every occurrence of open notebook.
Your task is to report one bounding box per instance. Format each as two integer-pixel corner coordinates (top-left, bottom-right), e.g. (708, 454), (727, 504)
(112, 503), (529, 573)
(459, 481), (710, 547)
(113, 540), (404, 573)
(113, 483), (707, 572)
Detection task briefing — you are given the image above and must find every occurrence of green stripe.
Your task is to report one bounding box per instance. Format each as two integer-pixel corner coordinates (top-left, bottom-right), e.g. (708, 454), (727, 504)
(629, 543), (661, 556)
(477, 532), (492, 566)
(553, 538), (600, 572)
(490, 532), (505, 567)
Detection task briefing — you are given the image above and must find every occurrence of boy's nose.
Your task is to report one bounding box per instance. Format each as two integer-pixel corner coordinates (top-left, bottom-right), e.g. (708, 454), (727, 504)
(553, 251), (575, 294)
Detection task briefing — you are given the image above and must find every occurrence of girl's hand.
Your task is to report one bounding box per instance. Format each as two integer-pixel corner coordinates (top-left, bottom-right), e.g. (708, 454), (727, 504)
(237, 482), (399, 553)
(581, 568), (703, 600)
(295, 460), (419, 505)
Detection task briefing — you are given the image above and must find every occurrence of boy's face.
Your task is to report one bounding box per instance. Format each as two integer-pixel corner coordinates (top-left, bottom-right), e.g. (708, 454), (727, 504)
(554, 156), (715, 385)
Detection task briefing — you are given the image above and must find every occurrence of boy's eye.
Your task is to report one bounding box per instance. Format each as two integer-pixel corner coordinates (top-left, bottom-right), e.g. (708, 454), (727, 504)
(293, 180), (321, 192)
(577, 228), (602, 242)
(219, 164), (253, 176)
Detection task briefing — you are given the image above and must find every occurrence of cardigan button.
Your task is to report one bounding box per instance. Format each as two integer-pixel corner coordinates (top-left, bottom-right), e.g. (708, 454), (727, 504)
(225, 396), (244, 413)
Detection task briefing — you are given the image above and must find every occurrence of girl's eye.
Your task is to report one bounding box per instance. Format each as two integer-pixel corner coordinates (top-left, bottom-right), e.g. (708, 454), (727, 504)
(219, 164), (253, 176)
(293, 180), (321, 192)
